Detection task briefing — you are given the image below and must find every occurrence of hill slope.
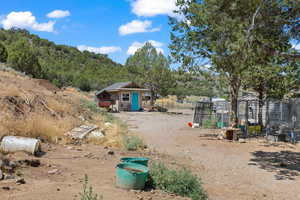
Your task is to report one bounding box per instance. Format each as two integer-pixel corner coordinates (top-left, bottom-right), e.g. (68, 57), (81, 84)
(0, 28), (129, 91)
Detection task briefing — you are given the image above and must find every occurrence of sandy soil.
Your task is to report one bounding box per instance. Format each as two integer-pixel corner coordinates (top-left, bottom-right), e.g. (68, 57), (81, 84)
(0, 144), (190, 200)
(116, 111), (300, 200)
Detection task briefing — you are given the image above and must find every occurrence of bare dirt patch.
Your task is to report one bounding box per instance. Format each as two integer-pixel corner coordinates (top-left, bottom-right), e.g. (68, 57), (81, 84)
(116, 111), (300, 200)
(0, 144), (190, 200)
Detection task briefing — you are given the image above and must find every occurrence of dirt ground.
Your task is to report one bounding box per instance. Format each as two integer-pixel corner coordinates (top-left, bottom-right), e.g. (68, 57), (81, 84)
(0, 144), (191, 200)
(116, 110), (300, 200)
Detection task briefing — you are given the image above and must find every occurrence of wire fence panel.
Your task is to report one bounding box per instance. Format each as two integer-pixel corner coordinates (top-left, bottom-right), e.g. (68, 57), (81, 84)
(193, 99), (300, 130)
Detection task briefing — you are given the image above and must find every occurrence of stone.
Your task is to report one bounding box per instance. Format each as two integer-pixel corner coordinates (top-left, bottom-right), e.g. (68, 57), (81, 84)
(87, 130), (105, 140)
(15, 177), (26, 185)
(17, 159), (41, 167)
(48, 169), (59, 175)
(105, 122), (112, 127)
(0, 159), (4, 168)
(2, 186), (10, 190)
(0, 169), (3, 180)
(107, 150), (114, 155)
(4, 174), (15, 180)
(239, 138), (246, 143)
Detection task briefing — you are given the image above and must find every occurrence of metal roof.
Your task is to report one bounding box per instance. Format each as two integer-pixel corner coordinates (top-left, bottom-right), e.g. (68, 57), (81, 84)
(95, 82), (137, 96)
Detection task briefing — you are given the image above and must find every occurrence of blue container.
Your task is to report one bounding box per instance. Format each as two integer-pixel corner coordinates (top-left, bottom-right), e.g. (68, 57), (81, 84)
(116, 162), (148, 190)
(120, 157), (149, 167)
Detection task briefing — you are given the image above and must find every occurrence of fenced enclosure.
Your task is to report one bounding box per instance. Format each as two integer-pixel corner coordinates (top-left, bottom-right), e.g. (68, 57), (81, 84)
(193, 99), (300, 138)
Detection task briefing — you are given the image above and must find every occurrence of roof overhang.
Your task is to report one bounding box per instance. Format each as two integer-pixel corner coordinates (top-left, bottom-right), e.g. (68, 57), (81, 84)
(118, 88), (149, 91)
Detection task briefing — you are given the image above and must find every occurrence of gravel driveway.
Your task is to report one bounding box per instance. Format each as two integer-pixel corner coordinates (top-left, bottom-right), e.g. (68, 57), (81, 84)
(116, 111), (300, 200)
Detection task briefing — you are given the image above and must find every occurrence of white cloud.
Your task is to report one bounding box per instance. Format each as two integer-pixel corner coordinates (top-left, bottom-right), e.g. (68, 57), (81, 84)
(127, 40), (164, 55)
(1, 11), (55, 32)
(77, 45), (122, 54)
(47, 10), (70, 18)
(119, 20), (160, 35)
(292, 43), (300, 50)
(131, 0), (177, 17)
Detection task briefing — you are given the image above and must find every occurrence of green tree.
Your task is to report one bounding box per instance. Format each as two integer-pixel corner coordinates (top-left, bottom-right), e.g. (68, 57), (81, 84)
(243, 62), (299, 126)
(170, 0), (300, 126)
(126, 43), (175, 105)
(8, 40), (42, 78)
(0, 42), (8, 63)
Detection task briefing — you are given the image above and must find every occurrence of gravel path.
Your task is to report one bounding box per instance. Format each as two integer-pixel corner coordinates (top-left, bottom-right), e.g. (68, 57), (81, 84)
(116, 111), (300, 200)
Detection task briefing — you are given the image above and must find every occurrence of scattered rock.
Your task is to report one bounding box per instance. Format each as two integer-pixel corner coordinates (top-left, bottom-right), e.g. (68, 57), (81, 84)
(238, 138), (246, 143)
(107, 150), (114, 155)
(2, 186), (11, 190)
(48, 169), (59, 175)
(4, 174), (15, 180)
(79, 115), (85, 121)
(15, 177), (26, 185)
(66, 146), (74, 150)
(0, 169), (3, 180)
(0, 159), (4, 168)
(280, 162), (287, 167)
(105, 122), (112, 127)
(87, 130), (105, 140)
(17, 159), (41, 167)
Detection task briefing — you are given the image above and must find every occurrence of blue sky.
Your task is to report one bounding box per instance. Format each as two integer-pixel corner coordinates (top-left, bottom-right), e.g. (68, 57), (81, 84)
(0, 0), (177, 64)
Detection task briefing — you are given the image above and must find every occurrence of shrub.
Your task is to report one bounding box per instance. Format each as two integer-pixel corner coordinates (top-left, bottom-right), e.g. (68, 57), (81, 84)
(0, 42), (8, 63)
(80, 99), (116, 123)
(123, 136), (144, 151)
(149, 162), (207, 200)
(81, 99), (102, 113)
(80, 175), (102, 200)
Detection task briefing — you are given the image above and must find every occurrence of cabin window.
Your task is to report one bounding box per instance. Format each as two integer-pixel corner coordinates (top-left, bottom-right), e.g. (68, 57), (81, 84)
(122, 93), (130, 102)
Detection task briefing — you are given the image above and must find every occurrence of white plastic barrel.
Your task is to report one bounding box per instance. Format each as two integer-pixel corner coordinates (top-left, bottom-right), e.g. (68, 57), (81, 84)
(0, 136), (41, 155)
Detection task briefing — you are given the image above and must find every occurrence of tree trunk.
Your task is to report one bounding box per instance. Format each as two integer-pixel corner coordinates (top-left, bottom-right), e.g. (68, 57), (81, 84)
(229, 77), (241, 128)
(258, 91), (265, 127)
(150, 89), (155, 106)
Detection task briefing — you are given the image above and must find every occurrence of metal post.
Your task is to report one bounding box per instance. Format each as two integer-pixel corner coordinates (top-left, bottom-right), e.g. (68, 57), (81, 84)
(245, 101), (249, 137)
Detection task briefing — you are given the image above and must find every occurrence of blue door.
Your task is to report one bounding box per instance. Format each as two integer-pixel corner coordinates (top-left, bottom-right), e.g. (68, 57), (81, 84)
(131, 92), (140, 111)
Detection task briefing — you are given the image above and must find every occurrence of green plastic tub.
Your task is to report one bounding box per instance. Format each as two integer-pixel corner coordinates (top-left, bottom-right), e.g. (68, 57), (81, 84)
(217, 122), (225, 128)
(120, 157), (149, 167)
(116, 162), (148, 190)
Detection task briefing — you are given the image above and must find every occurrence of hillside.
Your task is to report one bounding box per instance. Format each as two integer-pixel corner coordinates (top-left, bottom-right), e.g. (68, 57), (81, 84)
(0, 67), (126, 148)
(0, 28), (129, 91)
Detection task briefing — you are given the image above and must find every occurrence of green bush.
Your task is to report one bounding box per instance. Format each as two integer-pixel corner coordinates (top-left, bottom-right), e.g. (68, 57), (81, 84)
(80, 99), (116, 122)
(149, 162), (207, 200)
(123, 136), (144, 151)
(80, 99), (102, 113)
(80, 175), (102, 200)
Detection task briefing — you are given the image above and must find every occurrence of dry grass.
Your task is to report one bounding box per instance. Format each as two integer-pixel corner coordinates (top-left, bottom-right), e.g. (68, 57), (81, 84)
(155, 95), (194, 110)
(0, 69), (128, 147)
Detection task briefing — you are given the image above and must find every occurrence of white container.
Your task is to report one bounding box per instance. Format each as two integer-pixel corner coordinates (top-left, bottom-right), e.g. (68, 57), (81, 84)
(0, 136), (41, 155)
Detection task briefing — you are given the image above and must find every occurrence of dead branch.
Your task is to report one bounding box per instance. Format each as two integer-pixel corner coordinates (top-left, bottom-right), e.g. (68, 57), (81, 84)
(39, 98), (58, 117)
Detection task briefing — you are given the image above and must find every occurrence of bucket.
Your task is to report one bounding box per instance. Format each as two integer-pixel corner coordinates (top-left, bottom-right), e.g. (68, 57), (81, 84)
(120, 157), (149, 167)
(116, 162), (148, 190)
(0, 136), (41, 155)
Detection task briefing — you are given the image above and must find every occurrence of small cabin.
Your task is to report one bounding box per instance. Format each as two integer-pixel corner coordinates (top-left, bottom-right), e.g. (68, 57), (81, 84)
(95, 82), (149, 112)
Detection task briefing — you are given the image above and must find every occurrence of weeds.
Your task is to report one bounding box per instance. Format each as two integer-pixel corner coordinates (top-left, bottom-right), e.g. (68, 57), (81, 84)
(149, 162), (207, 200)
(80, 99), (115, 123)
(81, 99), (102, 114)
(123, 135), (144, 151)
(80, 175), (102, 200)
